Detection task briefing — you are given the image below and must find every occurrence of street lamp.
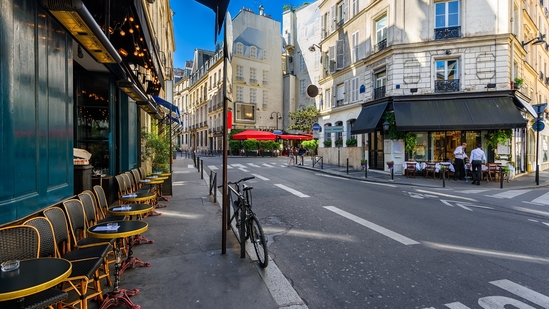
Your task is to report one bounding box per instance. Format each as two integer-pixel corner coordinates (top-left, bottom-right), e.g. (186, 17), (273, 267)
(382, 121), (390, 132)
(270, 112), (282, 130)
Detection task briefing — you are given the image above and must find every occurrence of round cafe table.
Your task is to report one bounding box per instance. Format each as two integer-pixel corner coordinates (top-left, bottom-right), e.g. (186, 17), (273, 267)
(108, 204), (155, 245)
(0, 257), (71, 301)
(118, 191), (155, 207)
(88, 220), (148, 309)
(139, 179), (165, 216)
(146, 175), (170, 202)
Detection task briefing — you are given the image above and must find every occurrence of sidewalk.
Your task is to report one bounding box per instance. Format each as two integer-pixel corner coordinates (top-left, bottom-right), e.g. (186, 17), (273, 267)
(294, 157), (549, 190)
(94, 157), (306, 309)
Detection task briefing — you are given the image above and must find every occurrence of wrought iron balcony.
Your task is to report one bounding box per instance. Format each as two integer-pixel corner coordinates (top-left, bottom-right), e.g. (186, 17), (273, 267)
(434, 26), (461, 40)
(375, 39), (387, 53)
(373, 85), (386, 100)
(435, 79), (460, 92)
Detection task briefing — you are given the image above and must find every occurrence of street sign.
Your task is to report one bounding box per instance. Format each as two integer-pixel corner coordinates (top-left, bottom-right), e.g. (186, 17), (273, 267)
(533, 119), (545, 131)
(324, 126), (344, 133)
(273, 130), (282, 135)
(312, 123), (321, 131)
(534, 103), (547, 115)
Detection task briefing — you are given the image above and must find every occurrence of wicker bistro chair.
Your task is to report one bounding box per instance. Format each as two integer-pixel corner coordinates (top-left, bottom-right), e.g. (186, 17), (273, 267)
(405, 162), (417, 179)
(23, 217), (106, 309)
(62, 199), (115, 249)
(0, 225), (69, 309)
(79, 190), (124, 225)
(424, 162), (437, 179)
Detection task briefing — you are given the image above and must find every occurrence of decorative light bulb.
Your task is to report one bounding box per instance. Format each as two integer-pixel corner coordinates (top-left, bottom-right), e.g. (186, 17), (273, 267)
(129, 28), (134, 34)
(129, 17), (134, 22)
(120, 30), (125, 36)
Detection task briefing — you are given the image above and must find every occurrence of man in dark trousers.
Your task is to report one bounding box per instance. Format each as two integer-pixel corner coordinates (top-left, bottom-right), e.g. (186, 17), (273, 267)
(298, 145), (306, 165)
(453, 142), (467, 180)
(470, 144), (486, 185)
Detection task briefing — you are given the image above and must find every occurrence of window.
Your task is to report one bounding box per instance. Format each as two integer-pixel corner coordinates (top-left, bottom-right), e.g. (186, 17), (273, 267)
(337, 1), (345, 26)
(375, 15), (387, 51)
(235, 103), (255, 121)
(263, 90), (268, 106)
(236, 43), (244, 55)
(300, 79), (306, 97)
(250, 46), (257, 58)
(263, 70), (268, 84)
(236, 86), (243, 102)
(300, 55), (306, 72)
(435, 1), (460, 39)
(351, 0), (359, 17)
(329, 46), (336, 73)
(324, 88), (331, 110)
(336, 83), (344, 106)
(250, 68), (257, 84)
(336, 39), (344, 70)
(435, 59), (459, 92)
(351, 77), (359, 102)
(263, 50), (268, 60)
(236, 65), (244, 81)
(374, 71), (386, 99)
(250, 88), (257, 104)
(352, 31), (359, 62)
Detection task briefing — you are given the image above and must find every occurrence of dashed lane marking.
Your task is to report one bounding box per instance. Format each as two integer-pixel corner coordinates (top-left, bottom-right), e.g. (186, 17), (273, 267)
(273, 184), (309, 198)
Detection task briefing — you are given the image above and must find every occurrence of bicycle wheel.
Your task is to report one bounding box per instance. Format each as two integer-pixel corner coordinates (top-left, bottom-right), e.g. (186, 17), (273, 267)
(248, 215), (268, 268)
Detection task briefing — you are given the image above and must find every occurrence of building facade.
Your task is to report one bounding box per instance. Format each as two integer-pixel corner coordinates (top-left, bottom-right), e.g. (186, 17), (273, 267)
(0, 0), (175, 225)
(313, 0), (549, 175)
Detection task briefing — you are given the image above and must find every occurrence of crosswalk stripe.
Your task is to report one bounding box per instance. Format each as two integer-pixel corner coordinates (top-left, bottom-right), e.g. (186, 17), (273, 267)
(262, 163), (274, 168)
(531, 191), (549, 205)
(208, 165), (218, 170)
(252, 174), (269, 181)
(488, 189), (531, 199)
(274, 184), (309, 197)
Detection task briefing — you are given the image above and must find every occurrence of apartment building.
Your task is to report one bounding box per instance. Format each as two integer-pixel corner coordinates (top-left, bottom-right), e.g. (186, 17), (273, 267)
(313, 0), (549, 174)
(174, 7), (283, 153)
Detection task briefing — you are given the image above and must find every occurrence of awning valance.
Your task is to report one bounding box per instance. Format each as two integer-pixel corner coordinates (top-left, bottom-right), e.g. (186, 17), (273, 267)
(279, 134), (313, 140)
(351, 102), (388, 134)
(152, 95), (180, 117)
(393, 97), (526, 131)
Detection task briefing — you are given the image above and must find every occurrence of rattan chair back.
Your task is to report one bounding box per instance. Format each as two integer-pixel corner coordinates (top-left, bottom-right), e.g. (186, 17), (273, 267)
(43, 206), (71, 254)
(115, 174), (127, 196)
(78, 190), (98, 226)
(138, 167), (146, 180)
(0, 225), (40, 261)
(23, 217), (58, 258)
(122, 172), (135, 192)
(131, 168), (142, 189)
(93, 185), (109, 219)
(62, 199), (88, 248)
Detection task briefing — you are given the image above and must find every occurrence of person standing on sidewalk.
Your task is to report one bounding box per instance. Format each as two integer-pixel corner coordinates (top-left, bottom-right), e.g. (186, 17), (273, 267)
(298, 145), (306, 165)
(287, 147), (294, 166)
(470, 144), (486, 185)
(453, 142), (467, 180)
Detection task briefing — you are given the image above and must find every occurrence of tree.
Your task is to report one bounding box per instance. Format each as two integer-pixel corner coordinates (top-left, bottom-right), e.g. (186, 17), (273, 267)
(287, 105), (320, 133)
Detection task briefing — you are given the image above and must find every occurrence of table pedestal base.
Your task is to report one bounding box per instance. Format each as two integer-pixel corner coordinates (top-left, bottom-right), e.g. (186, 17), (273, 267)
(99, 288), (140, 309)
(159, 196), (170, 202)
(131, 234), (155, 246)
(143, 210), (162, 218)
(119, 257), (151, 275)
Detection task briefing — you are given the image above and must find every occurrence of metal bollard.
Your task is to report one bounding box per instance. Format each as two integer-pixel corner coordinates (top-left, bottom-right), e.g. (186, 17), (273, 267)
(346, 158), (349, 174)
(200, 160), (204, 179)
(500, 169), (503, 189)
(391, 168), (394, 181)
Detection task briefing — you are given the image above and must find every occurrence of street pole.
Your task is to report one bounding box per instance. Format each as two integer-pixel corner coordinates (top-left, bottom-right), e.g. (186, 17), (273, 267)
(536, 125), (540, 186)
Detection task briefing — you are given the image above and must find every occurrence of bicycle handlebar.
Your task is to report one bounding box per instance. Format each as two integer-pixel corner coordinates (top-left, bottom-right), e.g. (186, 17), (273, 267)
(219, 176), (255, 188)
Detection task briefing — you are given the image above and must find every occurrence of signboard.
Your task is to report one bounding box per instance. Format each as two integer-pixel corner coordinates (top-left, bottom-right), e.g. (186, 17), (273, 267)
(533, 119), (545, 132)
(324, 126), (344, 133)
(273, 130), (282, 135)
(312, 123), (321, 131)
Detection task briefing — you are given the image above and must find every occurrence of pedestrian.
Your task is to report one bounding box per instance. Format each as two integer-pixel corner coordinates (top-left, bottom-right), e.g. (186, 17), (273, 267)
(453, 142), (467, 180)
(298, 145), (306, 165)
(287, 147), (294, 166)
(469, 144), (486, 185)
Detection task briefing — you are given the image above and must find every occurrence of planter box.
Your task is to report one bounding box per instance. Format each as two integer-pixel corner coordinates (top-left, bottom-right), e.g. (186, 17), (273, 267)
(246, 151), (258, 157)
(262, 151), (273, 157)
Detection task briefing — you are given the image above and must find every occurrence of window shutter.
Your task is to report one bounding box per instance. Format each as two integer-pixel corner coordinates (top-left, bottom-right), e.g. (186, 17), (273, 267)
(344, 80), (350, 104)
(343, 0), (349, 23)
(332, 85), (337, 108)
(320, 16), (325, 39)
(330, 5), (336, 33)
(329, 45), (336, 73)
(358, 41), (366, 60)
(336, 40), (344, 70)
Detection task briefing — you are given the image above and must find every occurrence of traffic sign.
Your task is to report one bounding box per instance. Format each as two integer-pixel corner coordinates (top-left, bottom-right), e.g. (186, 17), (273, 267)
(533, 119), (545, 131)
(534, 103), (547, 116)
(312, 123), (321, 131)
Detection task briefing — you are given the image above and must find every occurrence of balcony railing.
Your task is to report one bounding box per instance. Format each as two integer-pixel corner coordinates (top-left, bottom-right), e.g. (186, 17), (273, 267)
(236, 76), (245, 82)
(434, 26), (461, 40)
(375, 39), (387, 53)
(250, 78), (258, 84)
(435, 79), (460, 92)
(262, 80), (268, 85)
(336, 99), (344, 107)
(373, 85), (386, 100)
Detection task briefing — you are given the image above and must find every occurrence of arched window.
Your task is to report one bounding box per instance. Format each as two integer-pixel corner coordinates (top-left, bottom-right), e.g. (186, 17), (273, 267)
(236, 43), (244, 55)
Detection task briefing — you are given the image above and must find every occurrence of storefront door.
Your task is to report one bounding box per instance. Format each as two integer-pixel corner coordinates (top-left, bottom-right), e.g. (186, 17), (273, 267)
(368, 131), (384, 169)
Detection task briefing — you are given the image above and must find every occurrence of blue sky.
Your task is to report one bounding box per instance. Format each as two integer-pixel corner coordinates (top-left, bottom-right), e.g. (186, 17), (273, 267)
(170, 0), (306, 69)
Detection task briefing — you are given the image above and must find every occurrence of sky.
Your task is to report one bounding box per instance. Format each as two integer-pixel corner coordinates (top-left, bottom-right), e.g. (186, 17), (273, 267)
(170, 0), (307, 69)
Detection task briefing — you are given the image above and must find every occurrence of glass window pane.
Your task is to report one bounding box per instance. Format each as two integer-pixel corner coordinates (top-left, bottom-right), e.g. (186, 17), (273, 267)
(448, 13), (459, 26)
(435, 16), (446, 28)
(435, 3), (445, 15)
(448, 1), (459, 13)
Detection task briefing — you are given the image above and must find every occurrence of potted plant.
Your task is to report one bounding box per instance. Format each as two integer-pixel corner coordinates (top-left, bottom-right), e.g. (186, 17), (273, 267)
(386, 161), (394, 169)
(335, 139), (343, 147)
(360, 159), (367, 167)
(324, 140), (332, 147)
(346, 138), (357, 147)
(243, 139), (259, 157)
(514, 77), (524, 90)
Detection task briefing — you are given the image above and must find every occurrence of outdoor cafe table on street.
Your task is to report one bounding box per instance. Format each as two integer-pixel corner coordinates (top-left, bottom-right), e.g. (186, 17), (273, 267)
(108, 204), (154, 245)
(0, 257), (71, 302)
(88, 220), (148, 309)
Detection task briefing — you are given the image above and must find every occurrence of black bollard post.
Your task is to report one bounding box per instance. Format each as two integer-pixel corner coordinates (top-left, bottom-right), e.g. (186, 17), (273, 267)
(500, 169), (503, 189)
(443, 176), (445, 188)
(201, 160), (204, 179)
(346, 158), (349, 174)
(364, 166), (368, 178)
(391, 167), (394, 181)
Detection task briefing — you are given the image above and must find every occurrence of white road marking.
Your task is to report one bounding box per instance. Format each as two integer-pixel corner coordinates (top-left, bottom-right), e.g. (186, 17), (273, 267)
(460, 189), (489, 194)
(262, 163), (275, 168)
(252, 174), (270, 181)
(444, 303), (471, 309)
(238, 168), (249, 172)
(208, 165), (218, 170)
(360, 181), (397, 188)
(274, 184), (309, 197)
(315, 173), (348, 180)
(532, 191), (549, 205)
(543, 222), (549, 227)
(232, 164), (246, 168)
(440, 200), (493, 211)
(323, 206), (419, 245)
(487, 189), (531, 199)
(187, 165), (194, 168)
(490, 279), (549, 309)
(528, 219), (539, 222)
(416, 189), (478, 202)
(248, 163), (261, 168)
(225, 165), (233, 169)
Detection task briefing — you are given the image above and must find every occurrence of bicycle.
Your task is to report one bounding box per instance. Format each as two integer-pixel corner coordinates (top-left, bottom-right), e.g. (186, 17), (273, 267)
(226, 176), (268, 268)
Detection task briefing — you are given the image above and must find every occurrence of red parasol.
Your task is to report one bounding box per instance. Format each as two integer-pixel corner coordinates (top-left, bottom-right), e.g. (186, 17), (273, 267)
(231, 130), (277, 141)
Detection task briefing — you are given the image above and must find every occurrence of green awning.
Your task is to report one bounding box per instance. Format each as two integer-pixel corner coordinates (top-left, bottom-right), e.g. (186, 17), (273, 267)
(351, 103), (388, 134)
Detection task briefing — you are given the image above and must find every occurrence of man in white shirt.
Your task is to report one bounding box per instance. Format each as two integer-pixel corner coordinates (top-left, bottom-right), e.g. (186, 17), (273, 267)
(470, 144), (486, 185)
(453, 142), (467, 181)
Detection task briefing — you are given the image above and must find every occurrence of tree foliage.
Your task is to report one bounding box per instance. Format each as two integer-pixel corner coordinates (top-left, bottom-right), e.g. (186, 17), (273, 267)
(287, 105), (320, 133)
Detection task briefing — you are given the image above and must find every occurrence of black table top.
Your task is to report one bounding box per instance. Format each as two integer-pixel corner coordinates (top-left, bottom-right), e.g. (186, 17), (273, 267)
(87, 220), (148, 239)
(0, 258), (71, 301)
(108, 204), (153, 216)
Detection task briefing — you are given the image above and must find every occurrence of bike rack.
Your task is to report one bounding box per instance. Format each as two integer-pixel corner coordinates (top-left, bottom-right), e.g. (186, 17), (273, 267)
(312, 156), (323, 169)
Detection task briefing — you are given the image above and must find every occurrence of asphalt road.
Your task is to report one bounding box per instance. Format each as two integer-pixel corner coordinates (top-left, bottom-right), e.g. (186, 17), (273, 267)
(202, 156), (549, 309)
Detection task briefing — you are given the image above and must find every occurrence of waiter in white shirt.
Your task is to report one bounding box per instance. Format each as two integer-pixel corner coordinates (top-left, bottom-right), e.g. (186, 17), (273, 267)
(453, 142), (467, 180)
(470, 144), (486, 185)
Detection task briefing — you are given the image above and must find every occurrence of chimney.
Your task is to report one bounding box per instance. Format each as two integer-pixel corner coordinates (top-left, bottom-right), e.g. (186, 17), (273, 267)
(259, 5), (264, 16)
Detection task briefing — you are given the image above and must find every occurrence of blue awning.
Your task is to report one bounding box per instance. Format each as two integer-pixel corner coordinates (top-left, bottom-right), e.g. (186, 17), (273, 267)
(152, 95), (180, 117)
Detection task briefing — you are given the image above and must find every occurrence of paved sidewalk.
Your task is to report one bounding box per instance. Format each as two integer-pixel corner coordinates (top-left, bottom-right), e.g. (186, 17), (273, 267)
(92, 157), (306, 309)
(293, 156), (549, 190)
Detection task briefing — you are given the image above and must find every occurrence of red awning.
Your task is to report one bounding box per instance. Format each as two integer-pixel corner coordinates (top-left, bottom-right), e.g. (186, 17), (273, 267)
(279, 134), (313, 140)
(231, 130), (276, 141)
